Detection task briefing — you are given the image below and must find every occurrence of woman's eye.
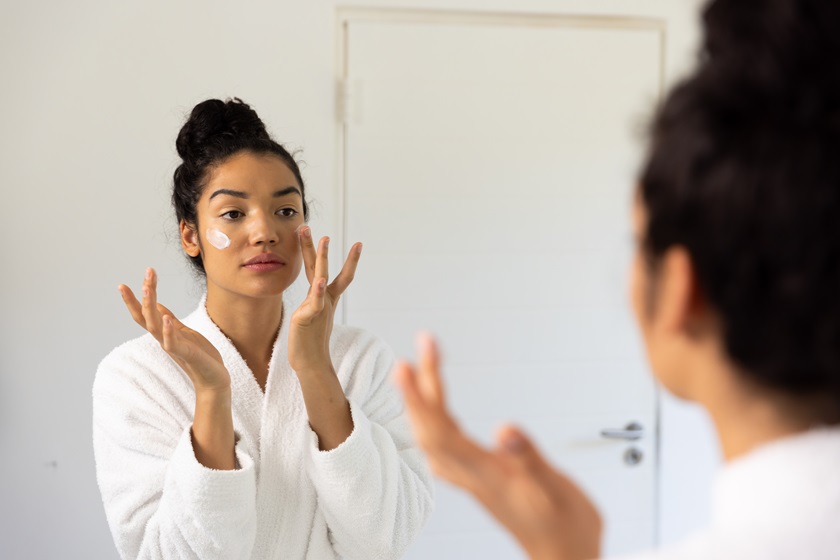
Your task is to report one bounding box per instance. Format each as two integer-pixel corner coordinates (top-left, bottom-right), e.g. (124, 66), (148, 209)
(222, 210), (244, 220)
(277, 208), (298, 218)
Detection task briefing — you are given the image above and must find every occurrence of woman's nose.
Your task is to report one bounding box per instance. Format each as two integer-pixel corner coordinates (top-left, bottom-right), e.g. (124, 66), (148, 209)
(249, 213), (279, 245)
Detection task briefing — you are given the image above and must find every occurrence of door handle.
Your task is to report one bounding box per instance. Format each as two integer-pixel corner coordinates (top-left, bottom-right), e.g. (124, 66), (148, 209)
(600, 422), (644, 441)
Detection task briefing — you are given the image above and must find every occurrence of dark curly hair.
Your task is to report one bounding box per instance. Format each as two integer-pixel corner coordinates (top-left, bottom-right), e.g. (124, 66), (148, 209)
(639, 0), (840, 413)
(172, 98), (309, 274)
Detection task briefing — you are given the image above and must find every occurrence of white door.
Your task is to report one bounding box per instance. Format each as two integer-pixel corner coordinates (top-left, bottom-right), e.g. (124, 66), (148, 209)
(340, 12), (663, 558)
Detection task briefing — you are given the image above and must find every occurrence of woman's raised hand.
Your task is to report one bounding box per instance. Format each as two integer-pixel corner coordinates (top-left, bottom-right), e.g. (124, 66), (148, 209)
(118, 268), (230, 394)
(394, 334), (603, 560)
(288, 226), (362, 375)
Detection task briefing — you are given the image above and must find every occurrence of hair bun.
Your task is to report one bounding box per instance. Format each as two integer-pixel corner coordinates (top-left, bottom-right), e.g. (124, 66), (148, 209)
(171, 97), (309, 276)
(176, 98), (271, 164)
(701, 0), (840, 95)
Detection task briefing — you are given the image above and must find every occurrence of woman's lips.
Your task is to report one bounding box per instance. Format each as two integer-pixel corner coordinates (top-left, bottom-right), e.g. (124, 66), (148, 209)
(243, 262), (285, 272)
(242, 253), (286, 272)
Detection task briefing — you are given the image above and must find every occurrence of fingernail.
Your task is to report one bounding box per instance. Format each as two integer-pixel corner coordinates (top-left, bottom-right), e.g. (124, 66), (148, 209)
(502, 430), (525, 452)
(303, 227), (311, 238)
(357, 243), (363, 255)
(324, 237), (330, 248)
(417, 332), (434, 353)
(145, 268), (152, 281)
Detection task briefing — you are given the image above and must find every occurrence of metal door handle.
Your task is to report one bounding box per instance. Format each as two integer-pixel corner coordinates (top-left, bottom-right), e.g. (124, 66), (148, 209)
(600, 422), (645, 441)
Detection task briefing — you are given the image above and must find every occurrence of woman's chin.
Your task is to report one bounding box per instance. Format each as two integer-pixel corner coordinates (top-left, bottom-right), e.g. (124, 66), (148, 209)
(208, 276), (293, 300)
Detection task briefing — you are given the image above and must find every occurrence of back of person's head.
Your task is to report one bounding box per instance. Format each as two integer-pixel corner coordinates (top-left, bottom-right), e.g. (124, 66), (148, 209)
(172, 97), (308, 274)
(639, 0), (840, 416)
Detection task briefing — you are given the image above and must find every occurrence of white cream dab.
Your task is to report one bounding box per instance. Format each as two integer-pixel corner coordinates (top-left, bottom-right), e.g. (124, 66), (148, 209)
(206, 228), (231, 250)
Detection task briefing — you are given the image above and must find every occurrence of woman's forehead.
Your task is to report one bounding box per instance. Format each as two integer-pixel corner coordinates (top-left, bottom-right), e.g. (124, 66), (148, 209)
(203, 153), (300, 200)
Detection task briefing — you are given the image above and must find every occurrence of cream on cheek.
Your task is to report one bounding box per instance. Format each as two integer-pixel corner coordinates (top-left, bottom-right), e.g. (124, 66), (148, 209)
(206, 228), (231, 250)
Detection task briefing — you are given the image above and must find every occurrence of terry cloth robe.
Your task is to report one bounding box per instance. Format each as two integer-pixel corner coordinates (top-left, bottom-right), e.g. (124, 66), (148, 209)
(92, 294), (434, 560)
(613, 426), (840, 560)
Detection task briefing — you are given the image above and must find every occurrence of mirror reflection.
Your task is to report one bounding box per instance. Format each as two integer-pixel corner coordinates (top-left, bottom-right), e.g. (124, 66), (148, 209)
(10, 1), (837, 560)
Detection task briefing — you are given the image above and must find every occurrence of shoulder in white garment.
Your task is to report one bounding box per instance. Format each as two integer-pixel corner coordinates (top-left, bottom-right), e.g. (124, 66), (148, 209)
(608, 426), (840, 560)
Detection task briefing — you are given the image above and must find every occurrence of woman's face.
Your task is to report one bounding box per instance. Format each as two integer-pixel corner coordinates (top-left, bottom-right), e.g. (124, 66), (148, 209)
(181, 150), (305, 300)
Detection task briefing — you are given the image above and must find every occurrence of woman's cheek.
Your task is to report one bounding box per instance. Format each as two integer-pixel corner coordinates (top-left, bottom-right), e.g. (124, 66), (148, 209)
(206, 228), (232, 250)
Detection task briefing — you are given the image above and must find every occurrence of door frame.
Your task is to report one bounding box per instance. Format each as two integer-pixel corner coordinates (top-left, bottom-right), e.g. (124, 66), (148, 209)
(334, 7), (667, 546)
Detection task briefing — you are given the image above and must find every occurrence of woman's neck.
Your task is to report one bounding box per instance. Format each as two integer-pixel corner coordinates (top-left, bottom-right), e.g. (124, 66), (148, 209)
(204, 284), (284, 365)
(702, 363), (835, 461)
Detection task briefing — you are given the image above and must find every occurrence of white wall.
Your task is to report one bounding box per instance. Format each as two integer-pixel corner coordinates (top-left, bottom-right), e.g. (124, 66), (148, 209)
(0, 1), (711, 557)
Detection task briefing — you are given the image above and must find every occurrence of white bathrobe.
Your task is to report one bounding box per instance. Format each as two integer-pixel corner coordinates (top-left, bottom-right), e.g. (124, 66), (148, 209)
(615, 426), (840, 560)
(93, 295), (434, 560)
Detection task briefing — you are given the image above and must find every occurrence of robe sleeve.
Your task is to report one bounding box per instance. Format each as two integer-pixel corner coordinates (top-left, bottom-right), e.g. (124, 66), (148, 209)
(304, 333), (435, 560)
(92, 341), (258, 560)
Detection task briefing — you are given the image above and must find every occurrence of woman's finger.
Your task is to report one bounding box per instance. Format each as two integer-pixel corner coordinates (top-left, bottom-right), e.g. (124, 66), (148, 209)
(496, 425), (555, 476)
(162, 314), (197, 361)
(394, 360), (453, 455)
(293, 278), (328, 325)
(311, 277), (327, 314)
(329, 242), (362, 298)
(142, 268), (163, 340)
(395, 358), (457, 450)
(313, 236), (330, 287)
(298, 226), (317, 284)
(118, 284), (147, 329)
(417, 332), (446, 406)
(395, 358), (496, 490)
(156, 303), (187, 330)
(161, 314), (177, 355)
(394, 361), (427, 417)
(496, 425), (590, 507)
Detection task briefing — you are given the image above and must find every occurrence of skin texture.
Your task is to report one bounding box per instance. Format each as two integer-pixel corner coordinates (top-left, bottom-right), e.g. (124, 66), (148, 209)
(394, 197), (824, 559)
(119, 151), (363, 469)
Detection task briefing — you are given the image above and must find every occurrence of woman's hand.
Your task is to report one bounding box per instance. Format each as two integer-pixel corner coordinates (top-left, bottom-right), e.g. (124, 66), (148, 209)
(118, 268), (230, 394)
(118, 267), (235, 469)
(287, 226), (361, 450)
(394, 334), (603, 560)
(288, 226), (362, 376)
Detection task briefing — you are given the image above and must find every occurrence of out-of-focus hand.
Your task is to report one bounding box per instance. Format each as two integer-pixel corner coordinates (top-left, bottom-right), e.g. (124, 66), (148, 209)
(394, 334), (602, 560)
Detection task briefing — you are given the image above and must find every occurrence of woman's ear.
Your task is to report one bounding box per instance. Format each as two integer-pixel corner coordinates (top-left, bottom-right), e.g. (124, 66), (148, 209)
(656, 246), (706, 336)
(180, 220), (201, 258)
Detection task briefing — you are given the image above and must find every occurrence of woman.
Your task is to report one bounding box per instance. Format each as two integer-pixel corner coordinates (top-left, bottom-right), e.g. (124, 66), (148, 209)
(93, 98), (433, 560)
(395, 0), (840, 558)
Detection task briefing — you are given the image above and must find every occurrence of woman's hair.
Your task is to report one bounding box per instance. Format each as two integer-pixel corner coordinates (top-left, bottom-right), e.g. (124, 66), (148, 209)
(639, 0), (840, 409)
(172, 98), (309, 274)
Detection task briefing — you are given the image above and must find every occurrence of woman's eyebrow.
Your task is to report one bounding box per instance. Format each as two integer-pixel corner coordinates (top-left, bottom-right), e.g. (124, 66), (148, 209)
(209, 188), (247, 200)
(273, 186), (301, 198)
(208, 186), (301, 201)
